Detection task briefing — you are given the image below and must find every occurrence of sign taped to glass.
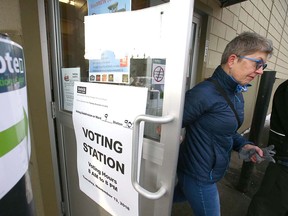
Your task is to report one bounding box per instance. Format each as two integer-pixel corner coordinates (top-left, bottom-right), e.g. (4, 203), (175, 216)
(73, 82), (147, 216)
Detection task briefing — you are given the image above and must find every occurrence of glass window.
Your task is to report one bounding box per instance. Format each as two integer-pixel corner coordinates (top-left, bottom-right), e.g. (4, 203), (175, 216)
(58, 0), (169, 140)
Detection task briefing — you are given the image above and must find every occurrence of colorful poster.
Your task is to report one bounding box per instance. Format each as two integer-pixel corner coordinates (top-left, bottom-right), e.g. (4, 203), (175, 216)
(88, 0), (131, 15)
(89, 50), (129, 84)
(72, 82), (147, 216)
(61, 67), (80, 111)
(0, 37), (30, 199)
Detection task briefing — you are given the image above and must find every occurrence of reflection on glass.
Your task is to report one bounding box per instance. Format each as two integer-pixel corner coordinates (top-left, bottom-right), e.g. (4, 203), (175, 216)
(58, 0), (168, 141)
(130, 58), (165, 141)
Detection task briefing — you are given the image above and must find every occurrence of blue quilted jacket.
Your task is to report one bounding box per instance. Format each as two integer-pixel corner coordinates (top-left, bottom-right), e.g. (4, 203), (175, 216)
(177, 65), (253, 183)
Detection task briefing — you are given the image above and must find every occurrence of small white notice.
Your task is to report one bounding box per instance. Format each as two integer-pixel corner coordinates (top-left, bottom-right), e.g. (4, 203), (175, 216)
(61, 67), (80, 111)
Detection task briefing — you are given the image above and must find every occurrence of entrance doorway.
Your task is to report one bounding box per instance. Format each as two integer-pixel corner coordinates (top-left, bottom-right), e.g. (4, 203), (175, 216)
(45, 1), (203, 215)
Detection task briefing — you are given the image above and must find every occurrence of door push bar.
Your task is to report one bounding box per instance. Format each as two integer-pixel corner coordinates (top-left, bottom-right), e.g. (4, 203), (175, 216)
(131, 114), (174, 199)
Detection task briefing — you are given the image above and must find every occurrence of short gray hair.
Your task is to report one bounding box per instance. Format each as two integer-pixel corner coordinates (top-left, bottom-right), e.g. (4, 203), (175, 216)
(221, 32), (273, 64)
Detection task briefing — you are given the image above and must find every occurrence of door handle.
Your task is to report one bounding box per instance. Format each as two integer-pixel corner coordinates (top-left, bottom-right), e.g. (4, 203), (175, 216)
(131, 114), (174, 199)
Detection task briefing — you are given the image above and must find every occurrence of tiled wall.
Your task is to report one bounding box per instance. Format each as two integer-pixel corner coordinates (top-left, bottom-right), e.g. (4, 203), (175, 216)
(194, 0), (288, 131)
(203, 0), (288, 79)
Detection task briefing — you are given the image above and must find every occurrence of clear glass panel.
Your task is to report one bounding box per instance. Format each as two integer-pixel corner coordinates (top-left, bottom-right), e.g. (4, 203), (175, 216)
(130, 58), (165, 141)
(58, 0), (169, 140)
(59, 0), (88, 79)
(185, 22), (196, 91)
(58, 0), (169, 82)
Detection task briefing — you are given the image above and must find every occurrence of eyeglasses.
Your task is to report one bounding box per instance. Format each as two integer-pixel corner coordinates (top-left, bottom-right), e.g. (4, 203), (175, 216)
(238, 56), (267, 70)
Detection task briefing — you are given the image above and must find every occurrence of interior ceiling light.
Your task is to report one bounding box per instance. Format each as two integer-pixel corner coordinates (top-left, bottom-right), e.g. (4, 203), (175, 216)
(59, 0), (75, 5)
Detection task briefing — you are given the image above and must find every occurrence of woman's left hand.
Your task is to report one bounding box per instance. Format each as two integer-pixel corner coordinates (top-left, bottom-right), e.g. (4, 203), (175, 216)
(241, 144), (263, 163)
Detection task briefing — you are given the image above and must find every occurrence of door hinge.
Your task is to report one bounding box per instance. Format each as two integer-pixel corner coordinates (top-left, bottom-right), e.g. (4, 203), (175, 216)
(51, 101), (56, 119)
(60, 201), (65, 215)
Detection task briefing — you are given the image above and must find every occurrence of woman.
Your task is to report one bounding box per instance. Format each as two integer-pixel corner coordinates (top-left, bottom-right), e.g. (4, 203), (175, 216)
(174, 32), (274, 216)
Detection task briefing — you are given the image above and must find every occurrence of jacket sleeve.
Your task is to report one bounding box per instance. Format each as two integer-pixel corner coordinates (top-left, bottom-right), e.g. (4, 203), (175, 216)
(232, 132), (254, 151)
(182, 84), (212, 127)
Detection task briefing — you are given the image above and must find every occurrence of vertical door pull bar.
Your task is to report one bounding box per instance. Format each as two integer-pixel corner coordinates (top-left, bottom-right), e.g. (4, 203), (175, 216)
(132, 114), (174, 199)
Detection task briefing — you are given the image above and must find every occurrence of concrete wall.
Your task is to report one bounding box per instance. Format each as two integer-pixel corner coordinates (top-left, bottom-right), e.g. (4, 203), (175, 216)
(0, 0), (22, 43)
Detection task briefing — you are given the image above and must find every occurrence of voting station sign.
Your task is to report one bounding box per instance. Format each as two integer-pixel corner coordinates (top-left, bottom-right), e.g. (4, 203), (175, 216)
(73, 82), (147, 216)
(0, 37), (31, 199)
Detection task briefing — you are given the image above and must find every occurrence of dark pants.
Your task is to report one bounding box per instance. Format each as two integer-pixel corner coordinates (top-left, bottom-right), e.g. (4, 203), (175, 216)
(247, 162), (288, 216)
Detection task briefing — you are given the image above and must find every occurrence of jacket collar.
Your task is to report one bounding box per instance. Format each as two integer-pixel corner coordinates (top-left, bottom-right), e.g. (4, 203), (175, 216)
(211, 65), (251, 93)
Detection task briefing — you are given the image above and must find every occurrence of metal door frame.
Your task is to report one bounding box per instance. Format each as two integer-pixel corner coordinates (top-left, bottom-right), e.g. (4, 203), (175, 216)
(189, 13), (202, 89)
(43, 0), (196, 215)
(37, 0), (65, 215)
(45, 0), (73, 215)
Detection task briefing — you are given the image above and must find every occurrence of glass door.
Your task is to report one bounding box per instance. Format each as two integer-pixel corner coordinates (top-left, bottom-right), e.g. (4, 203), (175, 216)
(46, 0), (195, 215)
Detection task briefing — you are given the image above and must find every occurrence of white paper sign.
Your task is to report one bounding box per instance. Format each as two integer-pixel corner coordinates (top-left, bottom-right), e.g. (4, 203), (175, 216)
(72, 82), (147, 216)
(85, 3), (170, 59)
(61, 67), (80, 111)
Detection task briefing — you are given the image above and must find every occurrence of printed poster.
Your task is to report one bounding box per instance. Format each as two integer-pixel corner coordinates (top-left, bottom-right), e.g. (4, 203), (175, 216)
(88, 50), (129, 84)
(88, 0), (131, 15)
(61, 67), (80, 112)
(87, 0), (131, 84)
(72, 82), (147, 216)
(0, 37), (31, 199)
